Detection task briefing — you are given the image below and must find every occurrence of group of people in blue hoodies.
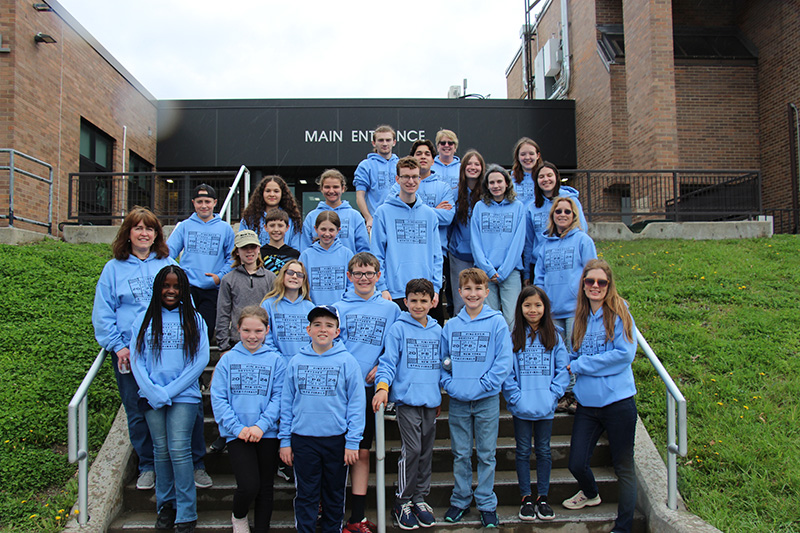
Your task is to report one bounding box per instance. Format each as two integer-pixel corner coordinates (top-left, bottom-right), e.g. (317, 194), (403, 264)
(92, 126), (640, 533)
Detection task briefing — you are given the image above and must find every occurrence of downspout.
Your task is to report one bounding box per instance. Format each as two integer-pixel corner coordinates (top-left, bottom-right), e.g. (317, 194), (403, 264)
(549, 0), (571, 99)
(789, 103), (800, 233)
(121, 125), (127, 217)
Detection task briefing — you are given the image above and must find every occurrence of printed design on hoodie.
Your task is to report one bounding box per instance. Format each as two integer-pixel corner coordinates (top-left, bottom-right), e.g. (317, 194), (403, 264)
(309, 265), (346, 291)
(451, 331), (490, 362)
(543, 247), (576, 273)
(518, 344), (552, 377)
(395, 219), (429, 244)
(128, 276), (157, 302)
(186, 231), (222, 255)
(377, 170), (393, 191)
(273, 313), (308, 342)
(532, 211), (548, 233)
(406, 338), (441, 370)
(480, 212), (515, 233)
(578, 331), (609, 357)
(160, 322), (182, 350)
(419, 192), (437, 207)
(515, 179), (536, 200)
(338, 218), (351, 239)
(297, 364), (340, 396)
(230, 363), (271, 396)
(345, 314), (387, 346)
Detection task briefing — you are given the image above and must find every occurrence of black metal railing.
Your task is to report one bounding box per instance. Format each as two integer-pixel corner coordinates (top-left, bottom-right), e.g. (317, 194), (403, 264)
(763, 208), (799, 234)
(68, 170), (243, 226)
(562, 169), (762, 227)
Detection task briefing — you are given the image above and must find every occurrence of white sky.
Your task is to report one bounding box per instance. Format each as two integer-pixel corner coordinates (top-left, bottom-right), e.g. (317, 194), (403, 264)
(56, 0), (527, 100)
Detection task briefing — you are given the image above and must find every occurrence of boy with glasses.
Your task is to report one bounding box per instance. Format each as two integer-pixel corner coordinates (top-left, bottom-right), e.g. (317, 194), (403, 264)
(333, 252), (401, 532)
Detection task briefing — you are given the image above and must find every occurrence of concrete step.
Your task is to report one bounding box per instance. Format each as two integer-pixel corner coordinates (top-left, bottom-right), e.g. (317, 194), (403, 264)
(121, 467), (621, 512)
(200, 434), (610, 475)
(109, 503), (645, 533)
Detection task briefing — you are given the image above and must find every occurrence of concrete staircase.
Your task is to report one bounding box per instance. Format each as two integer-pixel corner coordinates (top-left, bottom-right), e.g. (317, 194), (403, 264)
(108, 347), (645, 532)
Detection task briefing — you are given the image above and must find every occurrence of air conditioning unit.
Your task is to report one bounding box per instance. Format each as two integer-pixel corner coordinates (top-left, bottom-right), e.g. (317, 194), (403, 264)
(448, 85), (462, 99)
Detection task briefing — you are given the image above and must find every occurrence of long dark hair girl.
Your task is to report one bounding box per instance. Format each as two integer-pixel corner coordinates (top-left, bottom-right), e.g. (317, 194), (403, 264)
(572, 259), (634, 349)
(455, 150), (485, 226)
(135, 265), (201, 363)
(241, 175), (302, 235)
(534, 161), (563, 208)
(511, 285), (558, 353)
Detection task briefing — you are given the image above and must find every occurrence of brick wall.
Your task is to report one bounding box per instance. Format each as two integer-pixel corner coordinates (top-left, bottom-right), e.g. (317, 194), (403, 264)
(1, 0), (156, 234)
(739, 1), (800, 210)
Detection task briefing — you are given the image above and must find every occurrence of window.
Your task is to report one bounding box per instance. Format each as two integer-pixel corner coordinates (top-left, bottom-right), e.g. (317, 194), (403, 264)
(128, 151), (153, 210)
(78, 120), (114, 223)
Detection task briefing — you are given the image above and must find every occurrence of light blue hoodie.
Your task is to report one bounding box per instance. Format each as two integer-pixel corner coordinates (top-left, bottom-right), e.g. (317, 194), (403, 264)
(210, 341), (286, 441)
(388, 171), (454, 254)
(523, 186), (588, 280)
(298, 241), (354, 305)
(470, 198), (526, 282)
(440, 305), (513, 402)
(92, 253), (177, 354)
(279, 341), (366, 450)
(261, 294), (316, 359)
(129, 307), (210, 409)
(334, 290), (401, 384)
(300, 200), (370, 253)
(376, 312), (442, 408)
(512, 172), (537, 208)
(571, 306), (637, 408)
(167, 213), (236, 289)
(371, 195), (443, 298)
(239, 210), (302, 250)
(448, 193), (475, 262)
(353, 152), (400, 215)
(534, 228), (597, 319)
(431, 155), (461, 192)
(502, 328), (570, 420)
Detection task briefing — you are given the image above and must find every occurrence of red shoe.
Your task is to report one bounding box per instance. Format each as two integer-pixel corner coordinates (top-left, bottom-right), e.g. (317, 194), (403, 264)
(343, 518), (377, 533)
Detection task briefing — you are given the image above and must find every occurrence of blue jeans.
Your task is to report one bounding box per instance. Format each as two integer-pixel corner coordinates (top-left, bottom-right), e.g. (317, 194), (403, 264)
(112, 351), (154, 473)
(145, 402), (199, 524)
(486, 271), (521, 329)
(568, 397), (637, 533)
(448, 395), (500, 511)
(553, 318), (575, 392)
(512, 417), (554, 498)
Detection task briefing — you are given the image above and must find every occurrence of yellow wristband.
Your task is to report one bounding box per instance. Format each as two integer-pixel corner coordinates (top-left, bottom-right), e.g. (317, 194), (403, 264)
(376, 382), (389, 392)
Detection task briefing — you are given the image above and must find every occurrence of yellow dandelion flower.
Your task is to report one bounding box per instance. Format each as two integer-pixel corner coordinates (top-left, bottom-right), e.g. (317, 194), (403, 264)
(759, 372), (765, 376)
(717, 402), (724, 406)
(700, 276), (705, 280)
(733, 398), (738, 402)
(744, 406), (749, 409)
(56, 516), (62, 520)
(29, 515), (37, 519)
(59, 509), (64, 513)
(3, 440), (8, 443)
(710, 378), (716, 382)
(21, 500), (27, 504)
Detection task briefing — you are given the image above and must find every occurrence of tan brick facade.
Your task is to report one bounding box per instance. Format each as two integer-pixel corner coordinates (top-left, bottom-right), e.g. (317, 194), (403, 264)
(0, 0), (156, 235)
(506, 0), (800, 211)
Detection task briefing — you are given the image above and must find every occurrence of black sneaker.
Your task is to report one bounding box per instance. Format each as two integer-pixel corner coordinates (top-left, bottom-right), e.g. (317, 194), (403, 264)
(208, 436), (227, 453)
(535, 495), (555, 520)
(518, 495), (535, 521)
(155, 502), (176, 530)
(277, 463), (294, 483)
(444, 505), (469, 523)
(175, 520), (196, 533)
(479, 510), (499, 528)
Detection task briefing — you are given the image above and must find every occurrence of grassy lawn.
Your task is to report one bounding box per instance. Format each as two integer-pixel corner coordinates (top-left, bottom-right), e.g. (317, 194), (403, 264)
(0, 236), (798, 532)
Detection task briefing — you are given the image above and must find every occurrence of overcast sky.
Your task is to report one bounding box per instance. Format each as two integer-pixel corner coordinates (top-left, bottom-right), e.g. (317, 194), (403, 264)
(56, 0), (528, 101)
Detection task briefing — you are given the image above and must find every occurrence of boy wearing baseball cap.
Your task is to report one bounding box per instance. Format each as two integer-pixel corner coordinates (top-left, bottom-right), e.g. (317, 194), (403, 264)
(279, 305), (366, 533)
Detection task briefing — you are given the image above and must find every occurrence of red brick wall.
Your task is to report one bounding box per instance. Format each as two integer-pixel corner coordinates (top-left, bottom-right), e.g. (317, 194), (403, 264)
(596, 0), (624, 26)
(739, 1), (800, 210)
(675, 65), (760, 169)
(1, 0), (156, 234)
(671, 0), (740, 28)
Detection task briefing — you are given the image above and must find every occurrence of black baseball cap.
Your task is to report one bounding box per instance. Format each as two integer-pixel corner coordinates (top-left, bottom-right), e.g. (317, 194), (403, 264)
(307, 305), (340, 324)
(192, 183), (217, 200)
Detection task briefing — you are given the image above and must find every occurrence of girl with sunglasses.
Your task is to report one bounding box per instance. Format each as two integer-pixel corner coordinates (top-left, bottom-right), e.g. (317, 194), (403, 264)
(260, 260), (315, 361)
(562, 259), (637, 533)
(533, 196), (597, 411)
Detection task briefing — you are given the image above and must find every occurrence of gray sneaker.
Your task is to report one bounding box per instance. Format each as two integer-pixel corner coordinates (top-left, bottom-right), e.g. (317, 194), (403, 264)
(136, 470), (155, 490)
(194, 469), (213, 488)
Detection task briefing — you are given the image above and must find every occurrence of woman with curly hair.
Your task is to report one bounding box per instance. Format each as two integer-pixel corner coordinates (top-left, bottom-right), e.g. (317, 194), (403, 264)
(240, 175), (302, 250)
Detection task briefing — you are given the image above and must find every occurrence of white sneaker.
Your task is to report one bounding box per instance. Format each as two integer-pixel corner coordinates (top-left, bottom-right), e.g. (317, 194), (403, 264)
(231, 513), (250, 533)
(136, 470), (155, 490)
(194, 469), (213, 488)
(562, 490), (601, 510)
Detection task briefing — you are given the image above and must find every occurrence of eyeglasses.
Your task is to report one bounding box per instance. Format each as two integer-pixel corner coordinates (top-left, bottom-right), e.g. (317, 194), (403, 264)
(554, 209), (572, 215)
(439, 140), (455, 146)
(583, 278), (609, 288)
(285, 270), (305, 279)
(398, 175), (421, 181)
(349, 271), (377, 280)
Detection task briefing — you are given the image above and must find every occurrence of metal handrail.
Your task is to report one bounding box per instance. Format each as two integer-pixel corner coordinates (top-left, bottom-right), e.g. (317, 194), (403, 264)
(637, 330), (688, 510)
(67, 348), (109, 526)
(375, 405), (386, 533)
(0, 148), (54, 233)
(219, 165), (250, 224)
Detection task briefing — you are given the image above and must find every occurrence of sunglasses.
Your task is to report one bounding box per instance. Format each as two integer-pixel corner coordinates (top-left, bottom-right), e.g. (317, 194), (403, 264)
(285, 270), (305, 279)
(439, 140), (455, 146)
(583, 277), (609, 288)
(554, 209), (572, 215)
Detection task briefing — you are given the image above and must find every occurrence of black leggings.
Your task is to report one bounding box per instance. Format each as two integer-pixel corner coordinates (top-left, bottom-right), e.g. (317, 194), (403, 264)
(228, 437), (279, 533)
